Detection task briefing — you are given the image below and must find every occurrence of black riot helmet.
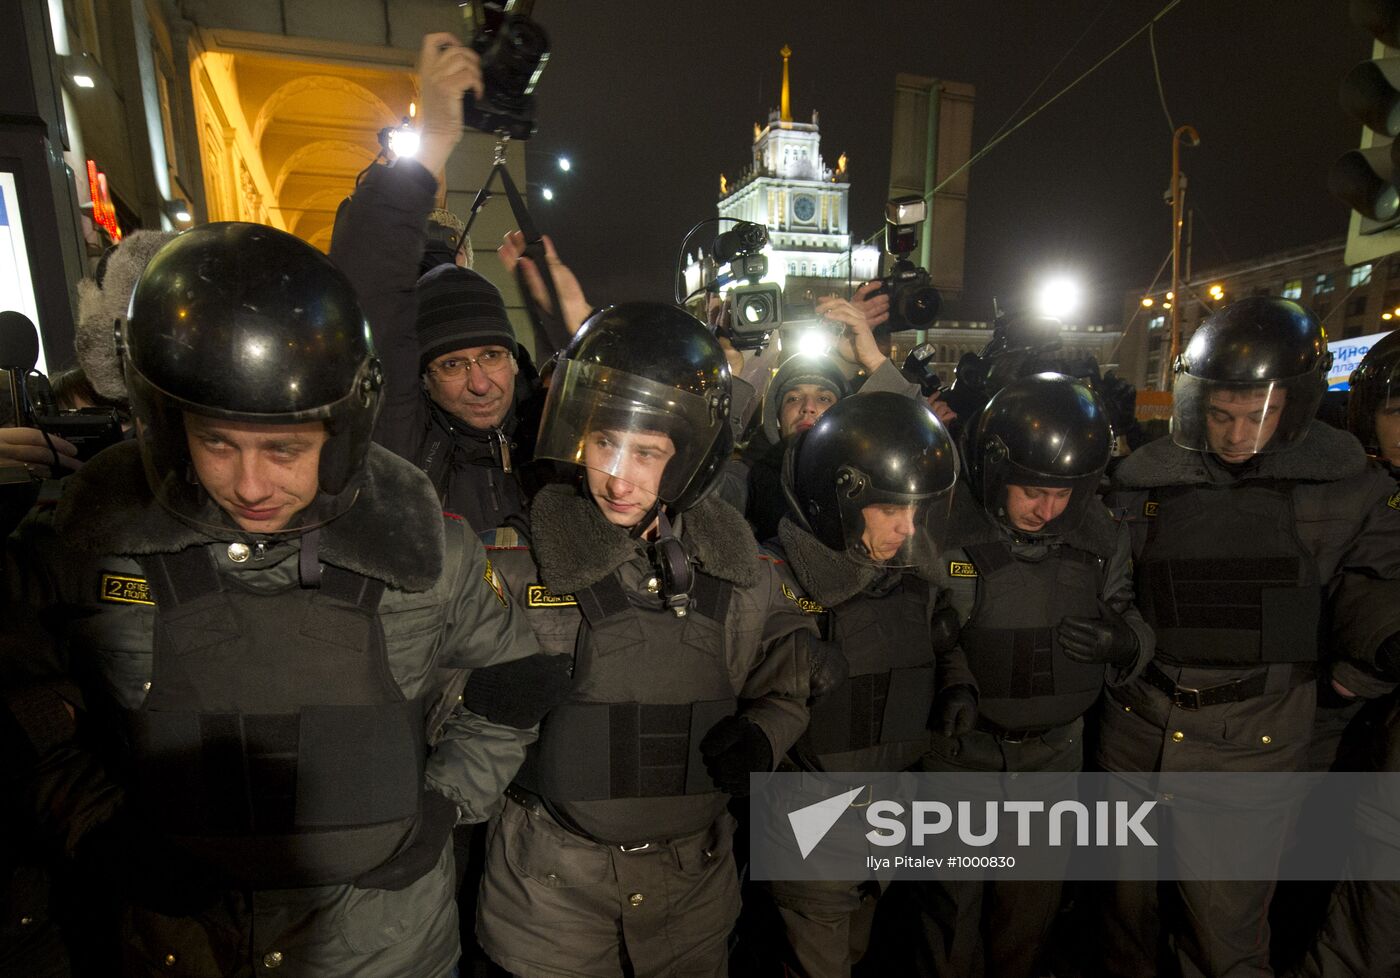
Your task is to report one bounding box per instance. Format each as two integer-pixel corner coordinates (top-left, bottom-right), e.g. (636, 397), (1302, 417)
(783, 392), (957, 567)
(121, 222), (383, 534)
(1348, 328), (1400, 462)
(1171, 296), (1330, 457)
(967, 372), (1112, 536)
(534, 302), (732, 514)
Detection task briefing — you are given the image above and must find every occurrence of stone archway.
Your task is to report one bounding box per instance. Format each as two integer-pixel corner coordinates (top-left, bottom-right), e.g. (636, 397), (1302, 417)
(188, 30), (415, 250)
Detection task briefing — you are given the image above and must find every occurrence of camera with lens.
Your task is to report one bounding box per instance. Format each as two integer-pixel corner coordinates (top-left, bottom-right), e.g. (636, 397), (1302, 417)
(461, 0), (550, 141)
(872, 196), (941, 331)
(714, 221), (784, 351)
(1, 311), (122, 476)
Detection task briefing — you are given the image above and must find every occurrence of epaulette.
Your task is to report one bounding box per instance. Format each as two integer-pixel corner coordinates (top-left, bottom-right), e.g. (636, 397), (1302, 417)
(480, 525), (526, 549)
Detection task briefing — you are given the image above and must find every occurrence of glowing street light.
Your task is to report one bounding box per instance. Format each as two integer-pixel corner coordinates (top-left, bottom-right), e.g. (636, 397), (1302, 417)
(541, 187), (555, 201)
(1036, 276), (1082, 320)
(1141, 296), (1155, 308)
(558, 156), (572, 172)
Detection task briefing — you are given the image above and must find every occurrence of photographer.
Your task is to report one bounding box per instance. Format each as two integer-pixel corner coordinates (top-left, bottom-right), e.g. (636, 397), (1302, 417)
(719, 285), (921, 540)
(330, 34), (589, 533)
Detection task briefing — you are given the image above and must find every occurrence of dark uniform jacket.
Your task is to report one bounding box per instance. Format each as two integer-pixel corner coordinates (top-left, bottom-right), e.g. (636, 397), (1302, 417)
(769, 516), (953, 774)
(1101, 423), (1400, 773)
(1, 442), (545, 976)
(481, 484), (815, 844)
(935, 486), (1152, 735)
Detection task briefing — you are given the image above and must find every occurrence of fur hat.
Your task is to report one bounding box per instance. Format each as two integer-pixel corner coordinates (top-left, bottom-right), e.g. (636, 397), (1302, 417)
(75, 230), (177, 401)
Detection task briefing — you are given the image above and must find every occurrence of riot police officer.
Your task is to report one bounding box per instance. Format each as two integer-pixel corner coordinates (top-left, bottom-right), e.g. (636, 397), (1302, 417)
(1101, 297), (1400, 978)
(760, 391), (958, 978)
(1348, 328), (1400, 476)
(475, 303), (816, 978)
(906, 372), (1150, 978)
(1, 223), (557, 976)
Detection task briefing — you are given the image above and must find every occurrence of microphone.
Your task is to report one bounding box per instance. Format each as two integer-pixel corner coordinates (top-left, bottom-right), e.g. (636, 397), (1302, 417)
(0, 310), (40, 371)
(0, 310), (40, 429)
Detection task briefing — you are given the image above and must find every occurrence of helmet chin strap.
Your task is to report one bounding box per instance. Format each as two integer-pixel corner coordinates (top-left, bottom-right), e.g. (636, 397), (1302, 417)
(649, 509), (694, 618)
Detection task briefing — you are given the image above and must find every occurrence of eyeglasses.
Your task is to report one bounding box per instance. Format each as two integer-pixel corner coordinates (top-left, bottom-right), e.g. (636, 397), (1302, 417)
(427, 350), (514, 380)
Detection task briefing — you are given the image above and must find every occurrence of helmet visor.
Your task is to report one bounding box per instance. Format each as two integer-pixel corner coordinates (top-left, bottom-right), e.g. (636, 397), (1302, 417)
(1171, 374), (1322, 457)
(835, 477), (954, 569)
(535, 359), (725, 506)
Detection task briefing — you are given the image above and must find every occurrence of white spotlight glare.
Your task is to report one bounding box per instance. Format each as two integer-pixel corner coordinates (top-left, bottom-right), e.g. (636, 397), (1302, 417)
(1037, 276), (1082, 320)
(558, 156), (571, 172)
(73, 74), (95, 88)
(542, 187), (555, 201)
(387, 127), (420, 159)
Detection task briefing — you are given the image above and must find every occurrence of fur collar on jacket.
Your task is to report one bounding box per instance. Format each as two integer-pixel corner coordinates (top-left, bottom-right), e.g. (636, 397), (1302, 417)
(775, 516), (887, 607)
(529, 484), (761, 595)
(54, 442), (445, 592)
(1113, 421), (1368, 490)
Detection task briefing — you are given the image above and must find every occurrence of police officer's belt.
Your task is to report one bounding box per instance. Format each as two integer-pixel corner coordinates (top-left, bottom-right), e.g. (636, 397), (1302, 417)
(973, 716), (1059, 742)
(1142, 662), (1269, 710)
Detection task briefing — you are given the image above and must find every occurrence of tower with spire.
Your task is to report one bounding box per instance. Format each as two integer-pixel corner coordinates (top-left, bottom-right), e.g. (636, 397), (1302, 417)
(715, 45), (869, 298)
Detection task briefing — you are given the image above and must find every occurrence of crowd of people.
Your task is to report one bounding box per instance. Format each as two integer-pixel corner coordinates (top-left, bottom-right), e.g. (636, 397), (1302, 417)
(3, 30), (1400, 978)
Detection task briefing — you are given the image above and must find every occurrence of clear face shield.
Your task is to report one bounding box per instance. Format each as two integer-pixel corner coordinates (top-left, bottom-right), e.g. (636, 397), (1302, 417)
(835, 474), (954, 569)
(534, 360), (725, 522)
(1171, 374), (1322, 460)
(1370, 380), (1400, 463)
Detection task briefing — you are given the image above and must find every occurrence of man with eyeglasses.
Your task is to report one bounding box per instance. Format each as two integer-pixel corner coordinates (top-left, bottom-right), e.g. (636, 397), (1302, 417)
(407, 262), (535, 531)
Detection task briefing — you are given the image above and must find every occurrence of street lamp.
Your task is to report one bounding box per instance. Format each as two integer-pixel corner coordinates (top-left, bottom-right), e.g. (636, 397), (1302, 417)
(541, 187), (554, 201)
(557, 156), (572, 172)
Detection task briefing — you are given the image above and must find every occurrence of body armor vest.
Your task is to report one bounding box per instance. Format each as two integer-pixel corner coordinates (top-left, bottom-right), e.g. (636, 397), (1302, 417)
(126, 547), (426, 889)
(1137, 482), (1322, 667)
(800, 575), (936, 772)
(959, 540), (1106, 731)
(490, 546), (737, 844)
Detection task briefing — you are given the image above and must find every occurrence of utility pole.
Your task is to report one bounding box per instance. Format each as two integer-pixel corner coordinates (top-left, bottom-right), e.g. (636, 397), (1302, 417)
(1166, 124), (1200, 389)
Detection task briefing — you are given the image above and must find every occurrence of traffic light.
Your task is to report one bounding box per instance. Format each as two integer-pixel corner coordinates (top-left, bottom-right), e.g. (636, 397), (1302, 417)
(1332, 1), (1400, 262)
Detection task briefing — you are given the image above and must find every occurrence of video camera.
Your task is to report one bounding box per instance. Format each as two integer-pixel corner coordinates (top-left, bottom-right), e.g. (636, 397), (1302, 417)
(461, 0), (550, 140)
(872, 196), (941, 331)
(0, 311), (121, 474)
(711, 222), (784, 351)
(939, 302), (1067, 423)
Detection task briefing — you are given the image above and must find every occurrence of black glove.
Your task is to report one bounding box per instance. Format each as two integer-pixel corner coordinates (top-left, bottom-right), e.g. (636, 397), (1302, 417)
(78, 808), (226, 917)
(931, 684), (978, 737)
(1057, 598), (1139, 669)
(463, 653), (573, 728)
(1376, 633), (1400, 682)
(929, 605), (960, 654)
(354, 789), (458, 891)
(699, 716), (773, 797)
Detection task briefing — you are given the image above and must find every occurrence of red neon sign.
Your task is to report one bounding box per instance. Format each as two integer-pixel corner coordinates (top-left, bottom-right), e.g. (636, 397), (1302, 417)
(86, 160), (122, 242)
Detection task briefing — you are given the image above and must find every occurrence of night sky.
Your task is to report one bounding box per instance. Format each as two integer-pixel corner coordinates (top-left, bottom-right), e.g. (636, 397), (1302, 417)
(514, 1), (1370, 325)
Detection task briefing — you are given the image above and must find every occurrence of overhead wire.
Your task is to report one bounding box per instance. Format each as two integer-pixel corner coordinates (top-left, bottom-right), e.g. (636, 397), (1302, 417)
(861, 0), (1189, 248)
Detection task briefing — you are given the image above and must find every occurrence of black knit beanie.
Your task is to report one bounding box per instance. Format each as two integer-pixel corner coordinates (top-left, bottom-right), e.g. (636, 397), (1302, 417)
(415, 265), (516, 373)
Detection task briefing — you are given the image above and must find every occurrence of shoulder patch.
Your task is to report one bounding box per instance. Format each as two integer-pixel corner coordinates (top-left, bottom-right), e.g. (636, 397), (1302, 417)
(1388, 490), (1400, 511)
(483, 559), (508, 607)
(1143, 500), (1160, 517)
(100, 573), (154, 606)
(526, 583), (578, 608)
(780, 582), (826, 615)
(948, 560), (978, 579)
